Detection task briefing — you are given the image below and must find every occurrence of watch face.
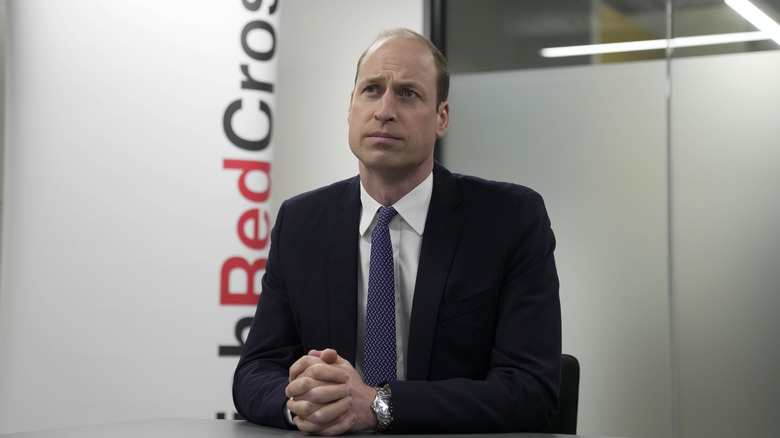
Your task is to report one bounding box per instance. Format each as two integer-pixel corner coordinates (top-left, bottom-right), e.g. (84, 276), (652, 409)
(374, 398), (391, 418)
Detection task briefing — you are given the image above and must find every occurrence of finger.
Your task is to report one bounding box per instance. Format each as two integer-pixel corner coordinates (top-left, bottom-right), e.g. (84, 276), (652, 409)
(293, 397), (356, 436)
(286, 375), (350, 401)
(297, 362), (350, 384)
(297, 413), (356, 437)
(287, 397), (325, 418)
(286, 376), (321, 398)
(290, 393), (350, 421)
(294, 383), (351, 406)
(319, 349), (340, 364)
(289, 354), (324, 382)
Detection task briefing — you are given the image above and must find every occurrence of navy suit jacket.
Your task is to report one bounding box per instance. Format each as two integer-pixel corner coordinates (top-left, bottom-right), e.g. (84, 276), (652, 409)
(233, 163), (561, 433)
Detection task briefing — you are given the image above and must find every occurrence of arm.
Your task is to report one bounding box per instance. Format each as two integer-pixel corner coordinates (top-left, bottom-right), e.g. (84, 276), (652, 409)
(232, 202), (303, 429)
(233, 180), (363, 431)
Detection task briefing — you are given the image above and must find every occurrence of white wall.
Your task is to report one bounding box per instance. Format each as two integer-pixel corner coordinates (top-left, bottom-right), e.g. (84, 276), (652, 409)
(0, 0), (424, 434)
(1, 1), (281, 432)
(0, 5), (429, 257)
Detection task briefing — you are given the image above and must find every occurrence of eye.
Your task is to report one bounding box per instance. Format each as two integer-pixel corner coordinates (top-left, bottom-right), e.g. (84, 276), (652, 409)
(401, 89), (418, 99)
(364, 85), (379, 94)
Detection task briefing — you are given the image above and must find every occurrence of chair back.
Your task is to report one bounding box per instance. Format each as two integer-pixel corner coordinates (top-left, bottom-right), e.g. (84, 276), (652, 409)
(544, 353), (580, 434)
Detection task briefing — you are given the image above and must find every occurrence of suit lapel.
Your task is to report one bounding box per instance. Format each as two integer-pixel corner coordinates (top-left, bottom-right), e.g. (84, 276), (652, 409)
(326, 176), (362, 365)
(406, 164), (465, 380)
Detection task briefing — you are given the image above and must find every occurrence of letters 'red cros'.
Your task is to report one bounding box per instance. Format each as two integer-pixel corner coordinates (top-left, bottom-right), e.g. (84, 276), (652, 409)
(218, 0), (278, 384)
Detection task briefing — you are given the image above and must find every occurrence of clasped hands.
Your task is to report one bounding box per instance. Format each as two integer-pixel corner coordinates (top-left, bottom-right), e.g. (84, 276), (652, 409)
(286, 349), (378, 436)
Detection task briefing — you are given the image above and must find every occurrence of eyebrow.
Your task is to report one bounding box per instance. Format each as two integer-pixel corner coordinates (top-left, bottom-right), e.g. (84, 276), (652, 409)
(357, 75), (428, 95)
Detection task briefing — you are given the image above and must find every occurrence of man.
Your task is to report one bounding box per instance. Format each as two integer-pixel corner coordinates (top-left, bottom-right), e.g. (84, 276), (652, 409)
(233, 28), (561, 436)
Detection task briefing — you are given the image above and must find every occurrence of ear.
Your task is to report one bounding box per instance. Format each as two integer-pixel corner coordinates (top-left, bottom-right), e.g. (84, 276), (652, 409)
(436, 101), (449, 138)
(347, 90), (355, 122)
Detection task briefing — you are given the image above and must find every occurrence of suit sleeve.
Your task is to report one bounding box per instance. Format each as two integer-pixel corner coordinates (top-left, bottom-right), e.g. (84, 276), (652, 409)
(389, 190), (562, 433)
(232, 201), (302, 429)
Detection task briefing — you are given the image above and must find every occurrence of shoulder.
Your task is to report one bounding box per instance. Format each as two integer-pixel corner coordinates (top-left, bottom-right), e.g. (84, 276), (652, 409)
(429, 163), (552, 235)
(436, 164), (547, 216)
(453, 172), (541, 201)
(455, 173), (550, 229)
(280, 175), (359, 212)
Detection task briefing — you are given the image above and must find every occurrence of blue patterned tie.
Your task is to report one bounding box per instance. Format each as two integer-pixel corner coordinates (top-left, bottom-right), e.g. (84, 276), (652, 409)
(364, 206), (398, 387)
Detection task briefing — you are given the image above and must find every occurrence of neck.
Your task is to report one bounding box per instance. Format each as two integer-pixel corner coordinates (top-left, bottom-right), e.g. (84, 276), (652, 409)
(359, 162), (433, 206)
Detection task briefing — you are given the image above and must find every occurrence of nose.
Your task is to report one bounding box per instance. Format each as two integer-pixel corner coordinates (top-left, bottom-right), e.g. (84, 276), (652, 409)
(374, 92), (396, 122)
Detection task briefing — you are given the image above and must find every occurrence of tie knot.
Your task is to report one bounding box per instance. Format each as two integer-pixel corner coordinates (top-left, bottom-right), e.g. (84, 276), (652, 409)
(376, 206), (397, 228)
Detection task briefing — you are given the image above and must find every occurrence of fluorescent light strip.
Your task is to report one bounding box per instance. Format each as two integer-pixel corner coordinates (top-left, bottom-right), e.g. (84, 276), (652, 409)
(726, 0), (780, 45)
(540, 31), (768, 58)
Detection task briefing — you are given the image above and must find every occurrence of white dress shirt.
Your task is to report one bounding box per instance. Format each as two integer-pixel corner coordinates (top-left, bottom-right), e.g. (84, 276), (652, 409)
(355, 171), (433, 381)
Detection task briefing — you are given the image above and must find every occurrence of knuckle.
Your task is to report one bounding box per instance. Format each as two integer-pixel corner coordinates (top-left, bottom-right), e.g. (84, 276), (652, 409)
(298, 376), (316, 391)
(308, 410), (325, 423)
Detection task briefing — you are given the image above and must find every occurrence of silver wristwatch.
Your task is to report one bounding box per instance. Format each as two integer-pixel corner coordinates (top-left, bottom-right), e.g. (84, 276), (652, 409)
(371, 385), (393, 433)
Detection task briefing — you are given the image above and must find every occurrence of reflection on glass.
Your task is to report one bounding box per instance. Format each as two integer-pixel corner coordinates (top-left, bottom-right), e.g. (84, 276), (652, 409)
(444, 0), (780, 72)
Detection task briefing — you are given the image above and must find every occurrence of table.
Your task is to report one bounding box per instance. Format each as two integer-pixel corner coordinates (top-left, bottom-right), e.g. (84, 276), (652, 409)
(0, 418), (615, 437)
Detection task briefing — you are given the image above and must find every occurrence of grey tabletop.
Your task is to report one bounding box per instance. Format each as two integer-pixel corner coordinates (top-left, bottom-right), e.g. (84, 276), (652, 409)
(0, 418), (612, 438)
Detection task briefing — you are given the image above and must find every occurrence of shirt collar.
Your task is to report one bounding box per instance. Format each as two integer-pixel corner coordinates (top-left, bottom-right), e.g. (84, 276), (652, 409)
(359, 171), (434, 237)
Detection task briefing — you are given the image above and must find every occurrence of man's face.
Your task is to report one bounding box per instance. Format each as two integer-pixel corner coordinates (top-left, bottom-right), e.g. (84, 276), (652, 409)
(348, 38), (449, 179)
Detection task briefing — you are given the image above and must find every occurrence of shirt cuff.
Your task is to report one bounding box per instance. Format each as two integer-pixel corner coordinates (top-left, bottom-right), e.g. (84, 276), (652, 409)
(284, 397), (295, 426)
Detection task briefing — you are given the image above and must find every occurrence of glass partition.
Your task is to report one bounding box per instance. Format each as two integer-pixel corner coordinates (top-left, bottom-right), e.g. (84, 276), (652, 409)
(670, 1), (780, 437)
(445, 0), (779, 74)
(440, 1), (780, 437)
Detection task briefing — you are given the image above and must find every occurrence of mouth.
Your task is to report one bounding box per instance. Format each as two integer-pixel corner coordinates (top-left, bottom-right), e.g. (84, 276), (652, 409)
(366, 131), (401, 142)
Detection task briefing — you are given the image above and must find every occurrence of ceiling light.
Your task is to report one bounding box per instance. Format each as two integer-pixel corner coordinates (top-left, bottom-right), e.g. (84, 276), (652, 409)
(541, 0), (780, 58)
(726, 0), (780, 45)
(540, 31), (768, 58)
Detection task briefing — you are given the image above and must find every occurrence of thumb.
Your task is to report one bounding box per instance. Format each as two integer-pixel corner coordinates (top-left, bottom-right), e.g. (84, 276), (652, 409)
(319, 348), (340, 364)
